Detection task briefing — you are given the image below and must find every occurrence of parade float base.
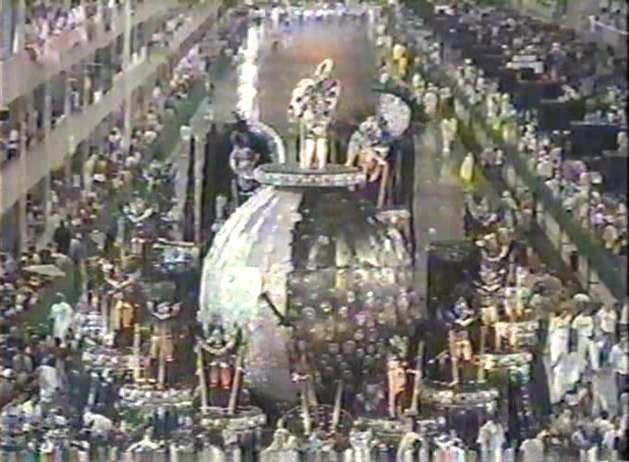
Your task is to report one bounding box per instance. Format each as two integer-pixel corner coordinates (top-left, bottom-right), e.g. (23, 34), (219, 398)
(491, 320), (540, 348)
(420, 380), (500, 409)
(118, 385), (195, 421)
(280, 404), (354, 437)
(352, 417), (411, 445)
(254, 163), (366, 188)
(479, 351), (533, 371)
(350, 415), (445, 445)
(81, 346), (132, 373)
(200, 406), (266, 432)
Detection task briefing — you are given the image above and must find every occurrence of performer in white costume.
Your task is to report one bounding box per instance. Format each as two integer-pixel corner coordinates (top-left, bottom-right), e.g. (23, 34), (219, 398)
(478, 420), (505, 462)
(49, 293), (75, 344)
(423, 85), (439, 116)
(460, 152), (475, 184)
(441, 117), (458, 156)
(288, 59), (341, 170)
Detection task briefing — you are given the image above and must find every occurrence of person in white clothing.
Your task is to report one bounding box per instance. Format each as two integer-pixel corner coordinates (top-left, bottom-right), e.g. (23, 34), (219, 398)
(548, 310), (571, 367)
(572, 306), (595, 375)
(49, 293), (75, 344)
(83, 410), (113, 438)
(478, 420), (505, 462)
(519, 433), (545, 462)
(37, 360), (60, 406)
(441, 118), (457, 156)
(423, 85), (439, 116)
(596, 304), (618, 338)
(609, 336), (629, 399)
(601, 424), (620, 462)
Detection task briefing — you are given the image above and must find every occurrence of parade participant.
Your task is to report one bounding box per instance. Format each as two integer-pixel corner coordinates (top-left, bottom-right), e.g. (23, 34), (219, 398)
(459, 152), (475, 185)
(503, 287), (523, 321)
(441, 117), (458, 156)
(0, 368), (15, 407)
(83, 410), (114, 438)
(519, 431), (545, 462)
(477, 419), (505, 462)
(49, 293), (75, 345)
(423, 84), (439, 116)
(548, 308), (571, 367)
(608, 336), (629, 399)
(601, 419), (621, 462)
(110, 291), (136, 347)
(411, 72), (425, 101)
(572, 423), (596, 462)
(596, 303), (618, 342)
(571, 297), (595, 376)
(229, 132), (261, 199)
(37, 357), (61, 412)
(12, 346), (34, 386)
(53, 220), (72, 255)
(387, 355), (407, 418)
(449, 328), (474, 384)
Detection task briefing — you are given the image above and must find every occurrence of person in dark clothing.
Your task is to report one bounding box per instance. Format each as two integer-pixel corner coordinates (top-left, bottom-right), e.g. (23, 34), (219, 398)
(103, 222), (117, 258)
(53, 220), (72, 255)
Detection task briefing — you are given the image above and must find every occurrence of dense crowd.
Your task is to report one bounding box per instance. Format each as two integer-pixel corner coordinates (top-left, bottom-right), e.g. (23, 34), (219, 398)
(0, 40), (206, 325)
(24, 1), (94, 62)
(0, 7), (248, 454)
(382, 1), (629, 460)
(589, 0), (628, 32)
(0, 2), (200, 166)
(407, 1), (628, 261)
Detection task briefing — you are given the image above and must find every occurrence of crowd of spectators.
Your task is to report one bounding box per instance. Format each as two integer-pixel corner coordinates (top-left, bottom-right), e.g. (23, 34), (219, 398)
(588, 0), (628, 33)
(0, 44), (206, 329)
(0, 12), (237, 453)
(0, 1), (201, 166)
(388, 5), (629, 458)
(407, 1), (628, 261)
(24, 2), (93, 62)
(515, 124), (628, 255)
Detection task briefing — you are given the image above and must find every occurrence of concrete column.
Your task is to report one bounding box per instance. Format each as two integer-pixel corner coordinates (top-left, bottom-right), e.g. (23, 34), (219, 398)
(63, 73), (72, 119)
(14, 104), (29, 254)
(0, 0), (14, 61)
(41, 169), (52, 225)
(42, 81), (53, 228)
(43, 82), (52, 136)
(76, 142), (88, 188)
(110, 0), (119, 34)
(16, 197), (27, 254)
(545, 212), (562, 249)
(26, 93), (36, 139)
(193, 130), (207, 244)
(105, 43), (115, 94)
(64, 151), (73, 185)
(122, 91), (133, 147)
(578, 255), (590, 291)
(13, 0), (25, 55)
(121, 0), (133, 148)
(122, 0), (132, 71)
(97, 119), (110, 154)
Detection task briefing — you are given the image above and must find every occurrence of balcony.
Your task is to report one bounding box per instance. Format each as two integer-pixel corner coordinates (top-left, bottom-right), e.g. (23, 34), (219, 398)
(0, 0), (178, 106)
(1, 0), (219, 216)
